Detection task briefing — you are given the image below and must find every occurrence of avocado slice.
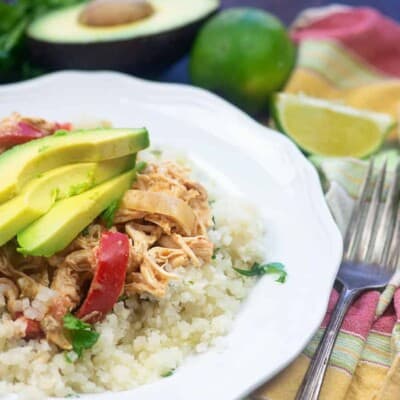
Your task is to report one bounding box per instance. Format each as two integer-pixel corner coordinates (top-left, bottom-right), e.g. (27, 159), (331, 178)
(26, 0), (219, 74)
(0, 127), (149, 203)
(0, 155), (134, 247)
(18, 169), (135, 257)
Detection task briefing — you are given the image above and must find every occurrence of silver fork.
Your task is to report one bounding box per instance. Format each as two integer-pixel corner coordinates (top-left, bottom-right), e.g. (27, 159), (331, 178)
(295, 160), (400, 400)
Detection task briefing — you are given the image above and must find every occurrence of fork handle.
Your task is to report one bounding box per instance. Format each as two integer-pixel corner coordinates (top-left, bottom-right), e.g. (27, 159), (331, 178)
(295, 287), (359, 400)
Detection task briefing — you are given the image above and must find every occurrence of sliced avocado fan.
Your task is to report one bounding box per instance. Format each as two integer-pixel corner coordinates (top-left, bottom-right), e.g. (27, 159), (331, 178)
(0, 127), (149, 204)
(0, 155), (134, 247)
(18, 169), (136, 257)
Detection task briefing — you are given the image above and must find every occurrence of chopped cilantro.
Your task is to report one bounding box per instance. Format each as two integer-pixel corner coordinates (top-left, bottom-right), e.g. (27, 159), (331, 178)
(63, 314), (99, 359)
(54, 130), (69, 137)
(161, 369), (175, 377)
(101, 199), (120, 228)
(234, 262), (287, 283)
(150, 149), (162, 157)
(69, 181), (91, 197)
(38, 145), (50, 153)
(118, 294), (129, 302)
(136, 161), (147, 173)
(208, 199), (216, 206)
(81, 226), (90, 236)
(212, 216), (216, 226)
(212, 247), (220, 260)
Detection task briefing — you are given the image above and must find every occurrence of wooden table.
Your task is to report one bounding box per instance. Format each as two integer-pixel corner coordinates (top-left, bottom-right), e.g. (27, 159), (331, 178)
(160, 0), (400, 84)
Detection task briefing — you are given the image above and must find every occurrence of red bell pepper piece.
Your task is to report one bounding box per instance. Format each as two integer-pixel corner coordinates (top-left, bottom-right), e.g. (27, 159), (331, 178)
(0, 118), (72, 148)
(76, 231), (130, 323)
(14, 312), (44, 340)
(23, 318), (44, 340)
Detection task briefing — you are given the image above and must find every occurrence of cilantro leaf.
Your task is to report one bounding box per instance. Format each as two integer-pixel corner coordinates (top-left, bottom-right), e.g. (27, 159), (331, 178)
(161, 369), (175, 377)
(211, 247), (220, 260)
(234, 262), (287, 283)
(0, 0), (85, 82)
(63, 314), (99, 359)
(63, 313), (91, 330)
(101, 199), (120, 228)
(53, 129), (68, 137)
(135, 161), (147, 173)
(71, 329), (100, 357)
(150, 149), (162, 158)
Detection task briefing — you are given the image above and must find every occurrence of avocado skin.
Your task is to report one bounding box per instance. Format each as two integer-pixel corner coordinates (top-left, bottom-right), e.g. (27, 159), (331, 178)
(27, 12), (217, 75)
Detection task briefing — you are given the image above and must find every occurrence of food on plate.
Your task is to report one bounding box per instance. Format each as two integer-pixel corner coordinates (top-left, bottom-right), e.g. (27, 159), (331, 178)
(27, 0), (219, 74)
(190, 8), (295, 115)
(0, 113), (275, 397)
(0, 113), (72, 149)
(17, 169), (135, 256)
(0, 156), (134, 246)
(0, 125), (148, 203)
(272, 93), (396, 157)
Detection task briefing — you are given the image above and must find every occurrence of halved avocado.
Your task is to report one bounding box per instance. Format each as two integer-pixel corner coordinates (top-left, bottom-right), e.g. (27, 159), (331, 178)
(27, 0), (219, 75)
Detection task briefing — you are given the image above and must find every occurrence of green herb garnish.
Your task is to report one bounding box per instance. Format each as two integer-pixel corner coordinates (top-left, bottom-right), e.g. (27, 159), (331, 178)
(101, 198), (120, 228)
(136, 161), (147, 173)
(53, 130), (69, 137)
(161, 369), (175, 377)
(38, 145), (50, 153)
(150, 149), (162, 158)
(0, 0), (85, 82)
(211, 247), (220, 260)
(234, 262), (287, 283)
(118, 294), (129, 302)
(63, 313), (99, 359)
(69, 181), (91, 196)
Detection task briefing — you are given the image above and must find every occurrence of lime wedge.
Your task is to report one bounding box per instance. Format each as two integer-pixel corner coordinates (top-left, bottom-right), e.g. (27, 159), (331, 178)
(272, 93), (396, 157)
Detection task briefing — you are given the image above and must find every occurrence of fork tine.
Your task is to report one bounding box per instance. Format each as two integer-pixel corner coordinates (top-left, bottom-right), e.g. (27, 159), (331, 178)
(359, 160), (387, 262)
(343, 160), (374, 260)
(386, 184), (400, 270)
(376, 161), (400, 266)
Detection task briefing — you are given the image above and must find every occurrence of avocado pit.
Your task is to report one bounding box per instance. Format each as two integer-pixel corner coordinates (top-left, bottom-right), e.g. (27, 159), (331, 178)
(79, 0), (154, 27)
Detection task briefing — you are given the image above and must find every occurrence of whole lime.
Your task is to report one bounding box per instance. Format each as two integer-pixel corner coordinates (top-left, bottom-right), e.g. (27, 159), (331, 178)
(189, 8), (296, 115)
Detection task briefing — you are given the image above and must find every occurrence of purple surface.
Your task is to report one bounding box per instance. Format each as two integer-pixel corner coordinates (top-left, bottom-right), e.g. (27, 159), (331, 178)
(159, 0), (400, 84)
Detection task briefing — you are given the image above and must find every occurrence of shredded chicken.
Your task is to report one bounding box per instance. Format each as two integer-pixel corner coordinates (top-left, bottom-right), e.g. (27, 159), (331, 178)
(0, 158), (214, 347)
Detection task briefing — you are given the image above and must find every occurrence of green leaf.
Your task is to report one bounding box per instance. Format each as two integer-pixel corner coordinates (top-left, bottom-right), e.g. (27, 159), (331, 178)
(234, 262), (287, 283)
(211, 247), (220, 260)
(63, 313), (91, 331)
(0, 0), (84, 81)
(150, 149), (162, 158)
(118, 294), (129, 302)
(53, 129), (69, 137)
(63, 314), (99, 360)
(70, 329), (100, 357)
(161, 369), (175, 377)
(135, 160), (147, 173)
(101, 198), (120, 228)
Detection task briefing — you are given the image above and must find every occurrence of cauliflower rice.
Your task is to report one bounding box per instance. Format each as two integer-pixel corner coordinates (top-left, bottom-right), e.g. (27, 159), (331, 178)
(0, 155), (265, 399)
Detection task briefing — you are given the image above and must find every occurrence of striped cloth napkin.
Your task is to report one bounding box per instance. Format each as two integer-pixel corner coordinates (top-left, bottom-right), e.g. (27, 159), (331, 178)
(252, 6), (400, 400)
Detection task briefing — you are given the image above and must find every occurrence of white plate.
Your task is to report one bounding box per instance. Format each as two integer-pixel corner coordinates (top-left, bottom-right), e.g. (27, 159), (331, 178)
(0, 71), (342, 400)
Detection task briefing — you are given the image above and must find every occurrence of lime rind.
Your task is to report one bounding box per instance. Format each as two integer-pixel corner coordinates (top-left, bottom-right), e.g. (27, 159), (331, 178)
(272, 93), (396, 158)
